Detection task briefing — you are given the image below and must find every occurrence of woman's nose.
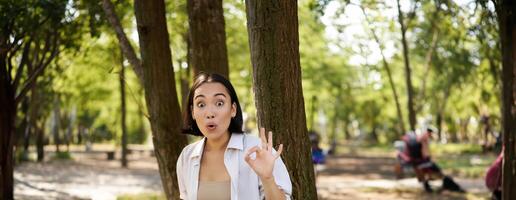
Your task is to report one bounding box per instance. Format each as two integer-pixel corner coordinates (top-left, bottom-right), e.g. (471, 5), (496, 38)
(206, 112), (215, 119)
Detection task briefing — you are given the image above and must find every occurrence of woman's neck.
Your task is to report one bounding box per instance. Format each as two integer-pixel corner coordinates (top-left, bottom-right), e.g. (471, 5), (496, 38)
(205, 132), (230, 151)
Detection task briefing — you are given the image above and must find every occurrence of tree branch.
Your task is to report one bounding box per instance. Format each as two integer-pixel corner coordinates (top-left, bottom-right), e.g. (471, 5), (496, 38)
(12, 39), (32, 89)
(101, 0), (144, 83)
(15, 37), (59, 105)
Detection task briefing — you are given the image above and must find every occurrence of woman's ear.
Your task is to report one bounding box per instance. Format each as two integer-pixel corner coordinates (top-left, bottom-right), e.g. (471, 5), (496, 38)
(191, 105), (195, 120)
(231, 103), (237, 118)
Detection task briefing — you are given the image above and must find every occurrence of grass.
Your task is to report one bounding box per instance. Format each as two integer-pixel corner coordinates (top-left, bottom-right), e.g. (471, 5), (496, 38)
(430, 143), (483, 156)
(52, 151), (73, 160)
(361, 187), (490, 200)
(430, 143), (496, 178)
(117, 193), (165, 200)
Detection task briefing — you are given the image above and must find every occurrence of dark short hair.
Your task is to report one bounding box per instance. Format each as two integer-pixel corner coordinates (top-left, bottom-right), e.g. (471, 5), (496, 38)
(181, 72), (244, 136)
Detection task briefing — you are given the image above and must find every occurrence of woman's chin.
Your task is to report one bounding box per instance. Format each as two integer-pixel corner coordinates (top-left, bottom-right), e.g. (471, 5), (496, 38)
(202, 129), (230, 140)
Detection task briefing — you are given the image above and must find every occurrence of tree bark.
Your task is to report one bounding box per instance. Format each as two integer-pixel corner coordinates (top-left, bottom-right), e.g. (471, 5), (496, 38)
(396, 0), (417, 131)
(134, 0), (189, 199)
(187, 0), (229, 77)
(244, 0), (317, 199)
(0, 53), (15, 200)
(497, 1), (516, 199)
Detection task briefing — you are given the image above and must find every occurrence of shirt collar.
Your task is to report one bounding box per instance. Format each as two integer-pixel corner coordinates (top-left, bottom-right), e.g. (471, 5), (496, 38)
(190, 133), (244, 159)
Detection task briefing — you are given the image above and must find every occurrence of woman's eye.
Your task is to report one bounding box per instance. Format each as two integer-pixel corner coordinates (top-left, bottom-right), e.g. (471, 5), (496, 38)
(216, 101), (224, 107)
(196, 102), (205, 108)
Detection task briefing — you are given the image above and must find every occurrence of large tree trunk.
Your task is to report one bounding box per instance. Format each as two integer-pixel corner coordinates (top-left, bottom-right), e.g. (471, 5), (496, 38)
(0, 53), (15, 199)
(497, 1), (516, 199)
(396, 0), (417, 131)
(187, 0), (229, 77)
(134, 0), (188, 199)
(120, 51), (128, 168)
(244, 1), (317, 199)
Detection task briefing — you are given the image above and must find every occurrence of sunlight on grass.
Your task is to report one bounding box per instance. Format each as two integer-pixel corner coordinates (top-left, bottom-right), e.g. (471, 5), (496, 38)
(430, 143), (483, 156)
(52, 151), (73, 160)
(117, 193), (165, 200)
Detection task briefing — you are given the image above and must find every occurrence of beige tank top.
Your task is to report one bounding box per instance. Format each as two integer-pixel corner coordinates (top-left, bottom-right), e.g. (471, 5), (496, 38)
(197, 180), (231, 200)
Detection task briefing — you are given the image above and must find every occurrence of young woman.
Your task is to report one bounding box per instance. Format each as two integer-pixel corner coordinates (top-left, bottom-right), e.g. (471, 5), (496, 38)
(176, 73), (292, 200)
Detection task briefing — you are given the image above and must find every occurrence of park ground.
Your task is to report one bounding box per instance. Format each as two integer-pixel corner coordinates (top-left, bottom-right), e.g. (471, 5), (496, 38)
(14, 143), (495, 200)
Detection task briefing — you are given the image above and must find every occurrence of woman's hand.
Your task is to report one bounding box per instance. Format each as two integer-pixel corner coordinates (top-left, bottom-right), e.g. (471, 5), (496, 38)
(244, 128), (284, 180)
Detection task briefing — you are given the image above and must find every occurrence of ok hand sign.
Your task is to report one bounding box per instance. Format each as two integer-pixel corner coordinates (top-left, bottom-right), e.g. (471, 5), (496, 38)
(244, 128), (284, 180)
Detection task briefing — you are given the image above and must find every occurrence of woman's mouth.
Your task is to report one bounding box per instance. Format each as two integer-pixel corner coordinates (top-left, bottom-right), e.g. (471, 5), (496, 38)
(206, 123), (217, 130)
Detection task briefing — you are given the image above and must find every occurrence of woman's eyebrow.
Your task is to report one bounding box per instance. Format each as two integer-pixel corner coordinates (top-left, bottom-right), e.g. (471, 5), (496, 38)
(194, 94), (205, 100)
(214, 93), (226, 98)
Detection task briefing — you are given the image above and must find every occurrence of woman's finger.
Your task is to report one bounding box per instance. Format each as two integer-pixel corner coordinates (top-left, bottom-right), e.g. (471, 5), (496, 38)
(274, 144), (283, 159)
(244, 146), (259, 163)
(259, 127), (267, 149)
(268, 131), (273, 151)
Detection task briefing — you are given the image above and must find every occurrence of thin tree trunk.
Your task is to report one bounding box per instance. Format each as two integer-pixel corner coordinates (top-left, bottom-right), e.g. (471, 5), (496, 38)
(436, 112), (443, 141)
(187, 0), (229, 77)
(134, 0), (188, 199)
(396, 0), (417, 131)
(436, 86), (450, 141)
(245, 0), (317, 199)
(19, 97), (30, 159)
(360, 5), (405, 135)
(52, 99), (61, 153)
(120, 49), (128, 168)
(36, 119), (45, 162)
(497, 1), (516, 199)
(101, 0), (144, 83)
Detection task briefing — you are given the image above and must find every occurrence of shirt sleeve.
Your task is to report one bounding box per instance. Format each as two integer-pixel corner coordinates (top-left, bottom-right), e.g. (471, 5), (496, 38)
(274, 155), (292, 200)
(258, 149), (292, 200)
(176, 150), (187, 199)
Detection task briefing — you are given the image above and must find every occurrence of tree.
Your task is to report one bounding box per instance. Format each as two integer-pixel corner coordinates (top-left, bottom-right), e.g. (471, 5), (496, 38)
(496, 0), (516, 199)
(396, 0), (417, 131)
(0, 1), (81, 197)
(187, 0), (229, 77)
(359, 3), (405, 135)
(244, 0), (317, 199)
(102, 0), (188, 198)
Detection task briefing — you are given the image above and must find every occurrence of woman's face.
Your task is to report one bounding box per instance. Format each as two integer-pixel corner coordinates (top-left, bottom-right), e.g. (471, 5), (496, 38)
(192, 82), (236, 140)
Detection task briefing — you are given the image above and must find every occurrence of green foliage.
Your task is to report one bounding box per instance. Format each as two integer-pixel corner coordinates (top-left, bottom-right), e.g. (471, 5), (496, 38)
(5, 0), (502, 148)
(15, 149), (32, 163)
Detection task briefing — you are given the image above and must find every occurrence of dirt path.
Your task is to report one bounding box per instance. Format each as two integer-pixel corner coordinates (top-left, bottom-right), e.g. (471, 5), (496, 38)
(15, 152), (162, 200)
(14, 151), (490, 200)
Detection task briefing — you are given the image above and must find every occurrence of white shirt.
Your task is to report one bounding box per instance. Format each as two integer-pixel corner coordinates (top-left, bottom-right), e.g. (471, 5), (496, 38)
(176, 133), (292, 200)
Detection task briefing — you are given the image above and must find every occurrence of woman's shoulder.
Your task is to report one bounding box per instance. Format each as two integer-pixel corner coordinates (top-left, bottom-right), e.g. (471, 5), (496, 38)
(179, 138), (204, 159)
